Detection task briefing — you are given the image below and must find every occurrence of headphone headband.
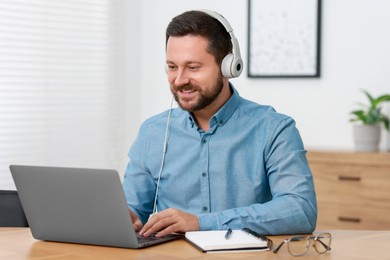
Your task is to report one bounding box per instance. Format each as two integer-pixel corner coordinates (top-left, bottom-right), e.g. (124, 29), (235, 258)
(198, 10), (243, 78)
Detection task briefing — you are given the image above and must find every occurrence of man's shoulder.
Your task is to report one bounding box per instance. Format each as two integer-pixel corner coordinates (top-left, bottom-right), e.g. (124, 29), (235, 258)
(237, 97), (290, 122)
(142, 108), (186, 127)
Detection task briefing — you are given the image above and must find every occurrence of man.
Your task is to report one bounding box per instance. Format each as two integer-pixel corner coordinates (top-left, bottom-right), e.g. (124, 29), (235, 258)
(123, 10), (317, 238)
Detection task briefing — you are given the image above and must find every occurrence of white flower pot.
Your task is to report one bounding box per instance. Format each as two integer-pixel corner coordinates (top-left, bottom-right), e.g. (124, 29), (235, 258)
(353, 125), (381, 152)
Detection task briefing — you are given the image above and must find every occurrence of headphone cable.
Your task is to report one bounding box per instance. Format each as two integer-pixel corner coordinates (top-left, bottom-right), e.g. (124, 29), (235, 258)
(150, 96), (174, 218)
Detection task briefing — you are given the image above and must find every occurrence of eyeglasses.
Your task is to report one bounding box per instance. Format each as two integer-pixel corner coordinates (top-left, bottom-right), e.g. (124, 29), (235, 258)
(273, 233), (332, 257)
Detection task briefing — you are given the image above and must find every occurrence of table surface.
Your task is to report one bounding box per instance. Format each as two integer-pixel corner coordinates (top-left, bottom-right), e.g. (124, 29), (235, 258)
(1, 228), (389, 259)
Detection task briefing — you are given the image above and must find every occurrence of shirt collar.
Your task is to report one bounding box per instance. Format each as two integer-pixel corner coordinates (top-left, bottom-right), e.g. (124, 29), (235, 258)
(210, 83), (240, 128)
(187, 83), (240, 130)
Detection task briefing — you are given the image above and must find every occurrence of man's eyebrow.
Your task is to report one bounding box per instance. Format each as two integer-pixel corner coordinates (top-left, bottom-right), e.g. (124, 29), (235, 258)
(166, 60), (203, 65)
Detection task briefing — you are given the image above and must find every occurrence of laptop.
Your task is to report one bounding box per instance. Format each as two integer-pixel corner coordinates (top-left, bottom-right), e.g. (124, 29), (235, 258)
(9, 165), (182, 248)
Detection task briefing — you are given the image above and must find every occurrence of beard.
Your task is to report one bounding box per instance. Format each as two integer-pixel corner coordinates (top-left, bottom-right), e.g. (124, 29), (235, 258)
(171, 74), (224, 113)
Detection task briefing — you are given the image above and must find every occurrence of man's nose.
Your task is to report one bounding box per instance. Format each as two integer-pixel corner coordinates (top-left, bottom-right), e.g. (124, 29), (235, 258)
(174, 69), (190, 86)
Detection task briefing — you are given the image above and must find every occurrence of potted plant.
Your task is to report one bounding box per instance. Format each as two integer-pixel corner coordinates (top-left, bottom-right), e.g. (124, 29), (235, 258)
(350, 90), (390, 152)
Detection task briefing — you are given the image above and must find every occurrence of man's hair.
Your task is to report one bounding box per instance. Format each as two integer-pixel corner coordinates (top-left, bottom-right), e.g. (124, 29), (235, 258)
(166, 10), (232, 67)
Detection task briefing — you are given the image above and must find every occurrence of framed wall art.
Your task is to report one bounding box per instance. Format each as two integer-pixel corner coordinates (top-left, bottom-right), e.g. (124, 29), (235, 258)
(248, 0), (321, 78)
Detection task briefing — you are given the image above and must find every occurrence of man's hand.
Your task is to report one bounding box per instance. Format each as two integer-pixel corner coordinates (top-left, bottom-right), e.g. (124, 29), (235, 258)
(139, 208), (199, 237)
(129, 209), (143, 232)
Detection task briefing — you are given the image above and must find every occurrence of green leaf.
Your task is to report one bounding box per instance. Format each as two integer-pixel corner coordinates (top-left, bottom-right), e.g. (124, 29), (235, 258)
(366, 108), (381, 124)
(350, 110), (367, 123)
(374, 94), (390, 108)
(362, 90), (375, 109)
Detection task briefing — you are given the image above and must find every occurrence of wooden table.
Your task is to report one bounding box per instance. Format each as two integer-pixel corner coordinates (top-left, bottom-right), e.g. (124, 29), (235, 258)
(1, 228), (389, 259)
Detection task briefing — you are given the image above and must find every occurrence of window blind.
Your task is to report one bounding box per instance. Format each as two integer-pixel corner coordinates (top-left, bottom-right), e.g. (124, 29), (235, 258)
(0, 0), (124, 189)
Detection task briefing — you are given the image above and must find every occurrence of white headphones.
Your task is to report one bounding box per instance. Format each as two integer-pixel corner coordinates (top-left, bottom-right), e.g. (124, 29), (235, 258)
(165, 10), (243, 78)
(200, 10), (243, 78)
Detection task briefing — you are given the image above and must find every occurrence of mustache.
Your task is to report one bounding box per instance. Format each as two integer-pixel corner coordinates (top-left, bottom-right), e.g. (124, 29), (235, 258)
(172, 83), (199, 92)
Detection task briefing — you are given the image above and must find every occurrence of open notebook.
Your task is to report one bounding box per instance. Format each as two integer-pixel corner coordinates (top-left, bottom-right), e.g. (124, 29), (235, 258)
(185, 229), (271, 253)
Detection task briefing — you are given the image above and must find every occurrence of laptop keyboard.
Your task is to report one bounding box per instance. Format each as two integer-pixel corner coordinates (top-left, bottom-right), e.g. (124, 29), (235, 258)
(136, 233), (182, 244)
(137, 233), (161, 243)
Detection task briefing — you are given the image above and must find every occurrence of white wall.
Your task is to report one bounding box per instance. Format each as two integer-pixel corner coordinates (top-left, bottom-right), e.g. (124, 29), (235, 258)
(120, 1), (143, 172)
(127, 0), (390, 152)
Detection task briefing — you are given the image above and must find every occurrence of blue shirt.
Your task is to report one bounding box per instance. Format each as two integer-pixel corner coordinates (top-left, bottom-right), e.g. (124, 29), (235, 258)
(123, 85), (317, 235)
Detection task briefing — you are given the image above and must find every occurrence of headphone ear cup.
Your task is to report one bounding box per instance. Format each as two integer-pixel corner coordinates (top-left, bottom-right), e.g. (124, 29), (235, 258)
(221, 54), (243, 78)
(231, 56), (243, 78)
(221, 54), (234, 78)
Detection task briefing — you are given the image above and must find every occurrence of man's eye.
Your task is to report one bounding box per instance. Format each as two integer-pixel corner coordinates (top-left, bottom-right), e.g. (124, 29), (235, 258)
(189, 66), (199, 70)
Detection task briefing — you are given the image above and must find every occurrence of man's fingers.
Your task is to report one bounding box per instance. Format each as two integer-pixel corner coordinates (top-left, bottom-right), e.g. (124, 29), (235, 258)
(140, 213), (172, 236)
(155, 223), (182, 237)
(129, 209), (143, 232)
(133, 219), (143, 231)
(139, 208), (199, 237)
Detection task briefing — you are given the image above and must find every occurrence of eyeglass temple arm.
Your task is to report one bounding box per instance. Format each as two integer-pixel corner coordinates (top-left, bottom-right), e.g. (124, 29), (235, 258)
(272, 240), (287, 253)
(317, 239), (331, 251)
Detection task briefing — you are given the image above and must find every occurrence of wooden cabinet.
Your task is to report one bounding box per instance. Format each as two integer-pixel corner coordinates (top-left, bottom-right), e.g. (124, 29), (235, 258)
(307, 151), (390, 230)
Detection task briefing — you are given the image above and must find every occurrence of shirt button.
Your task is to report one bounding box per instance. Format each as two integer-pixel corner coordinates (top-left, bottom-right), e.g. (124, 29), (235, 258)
(202, 172), (207, 177)
(202, 139), (207, 144)
(202, 206), (208, 212)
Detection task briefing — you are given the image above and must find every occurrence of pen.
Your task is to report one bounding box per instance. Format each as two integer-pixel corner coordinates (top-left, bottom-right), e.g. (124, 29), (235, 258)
(225, 228), (232, 240)
(242, 228), (267, 241)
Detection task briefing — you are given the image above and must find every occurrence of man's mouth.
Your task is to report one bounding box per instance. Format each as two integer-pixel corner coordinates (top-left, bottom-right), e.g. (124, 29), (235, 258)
(181, 89), (195, 93)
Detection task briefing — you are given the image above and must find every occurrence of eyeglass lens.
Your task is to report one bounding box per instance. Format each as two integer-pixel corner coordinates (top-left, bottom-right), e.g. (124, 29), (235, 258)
(288, 236), (310, 256)
(286, 233), (331, 256)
